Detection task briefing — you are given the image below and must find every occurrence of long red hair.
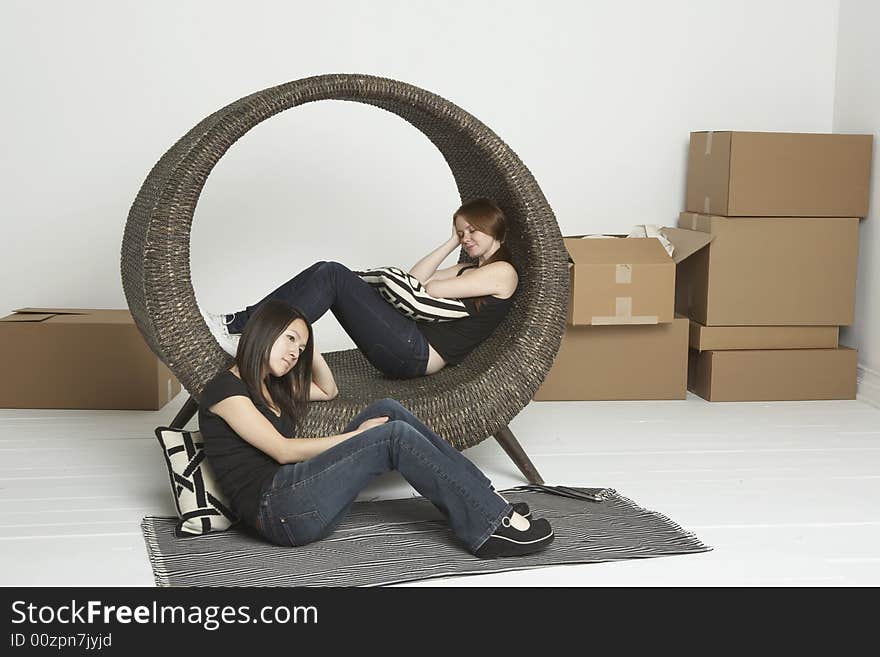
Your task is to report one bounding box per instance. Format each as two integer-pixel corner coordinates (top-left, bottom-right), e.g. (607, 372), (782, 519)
(453, 198), (513, 311)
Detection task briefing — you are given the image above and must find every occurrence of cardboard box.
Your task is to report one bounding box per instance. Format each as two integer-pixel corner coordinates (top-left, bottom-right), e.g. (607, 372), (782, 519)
(534, 316), (689, 401)
(565, 231), (712, 325)
(0, 308), (181, 410)
(687, 347), (857, 401)
(676, 213), (859, 326)
(689, 320), (839, 351)
(686, 131), (873, 217)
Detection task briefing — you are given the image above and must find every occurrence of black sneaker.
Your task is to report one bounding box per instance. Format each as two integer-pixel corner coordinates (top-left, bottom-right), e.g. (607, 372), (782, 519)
(512, 502), (531, 519)
(474, 513), (554, 559)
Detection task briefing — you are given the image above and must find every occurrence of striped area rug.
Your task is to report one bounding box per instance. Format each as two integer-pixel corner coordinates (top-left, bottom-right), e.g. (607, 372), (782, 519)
(141, 485), (711, 587)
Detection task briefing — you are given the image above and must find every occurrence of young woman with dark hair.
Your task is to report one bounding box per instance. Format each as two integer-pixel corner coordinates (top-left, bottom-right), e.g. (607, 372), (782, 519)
(201, 198), (518, 379)
(198, 299), (554, 558)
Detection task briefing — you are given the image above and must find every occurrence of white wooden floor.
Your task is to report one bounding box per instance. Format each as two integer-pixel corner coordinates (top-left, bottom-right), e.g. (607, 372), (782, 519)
(2, 391), (879, 587)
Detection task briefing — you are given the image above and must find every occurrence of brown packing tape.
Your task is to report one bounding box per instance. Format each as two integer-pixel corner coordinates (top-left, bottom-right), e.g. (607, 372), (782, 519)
(615, 264), (632, 283)
(590, 297), (659, 324)
(703, 131), (713, 213)
(591, 316), (660, 325)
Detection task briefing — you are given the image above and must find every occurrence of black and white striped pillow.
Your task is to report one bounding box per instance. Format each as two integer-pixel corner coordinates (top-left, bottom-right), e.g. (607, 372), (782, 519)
(357, 266), (470, 322)
(154, 426), (238, 537)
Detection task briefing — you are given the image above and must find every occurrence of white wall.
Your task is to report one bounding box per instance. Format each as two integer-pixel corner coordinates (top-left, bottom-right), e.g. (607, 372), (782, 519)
(835, 0), (880, 401)
(1, 0), (841, 351)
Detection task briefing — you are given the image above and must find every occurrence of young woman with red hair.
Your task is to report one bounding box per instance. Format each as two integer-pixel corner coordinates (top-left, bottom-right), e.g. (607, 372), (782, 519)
(201, 198), (518, 380)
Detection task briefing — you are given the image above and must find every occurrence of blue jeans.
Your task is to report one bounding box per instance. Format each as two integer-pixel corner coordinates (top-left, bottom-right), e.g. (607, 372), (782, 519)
(227, 261), (429, 379)
(256, 399), (513, 554)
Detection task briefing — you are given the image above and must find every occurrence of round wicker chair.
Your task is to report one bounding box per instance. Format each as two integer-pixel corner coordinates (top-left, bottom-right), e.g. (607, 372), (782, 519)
(121, 74), (569, 484)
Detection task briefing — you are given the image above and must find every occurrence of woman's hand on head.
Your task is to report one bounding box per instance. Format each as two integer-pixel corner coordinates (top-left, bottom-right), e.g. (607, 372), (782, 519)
(357, 416), (389, 432)
(450, 223), (461, 244)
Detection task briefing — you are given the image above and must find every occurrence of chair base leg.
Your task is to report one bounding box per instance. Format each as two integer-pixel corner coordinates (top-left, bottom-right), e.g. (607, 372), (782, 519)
(493, 425), (544, 485)
(170, 394), (199, 429)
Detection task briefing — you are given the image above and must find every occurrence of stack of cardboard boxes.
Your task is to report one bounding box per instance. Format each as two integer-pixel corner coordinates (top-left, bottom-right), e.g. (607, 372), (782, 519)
(536, 130), (873, 403)
(679, 131), (873, 401)
(534, 228), (712, 401)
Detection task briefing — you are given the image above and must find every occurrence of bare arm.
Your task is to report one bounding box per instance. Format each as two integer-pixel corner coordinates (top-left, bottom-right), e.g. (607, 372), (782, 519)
(425, 261), (518, 299)
(208, 396), (386, 464)
(424, 263), (469, 284)
(409, 230), (462, 284)
(309, 350), (338, 401)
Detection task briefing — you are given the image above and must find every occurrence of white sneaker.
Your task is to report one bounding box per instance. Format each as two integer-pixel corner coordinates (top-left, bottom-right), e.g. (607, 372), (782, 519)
(199, 307), (240, 356)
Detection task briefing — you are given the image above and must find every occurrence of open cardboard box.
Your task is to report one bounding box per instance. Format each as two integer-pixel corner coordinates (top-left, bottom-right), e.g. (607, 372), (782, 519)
(0, 308), (181, 410)
(564, 228), (713, 325)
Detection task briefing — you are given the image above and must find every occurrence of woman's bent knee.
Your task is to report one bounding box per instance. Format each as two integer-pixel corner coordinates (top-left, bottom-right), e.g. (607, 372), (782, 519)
(389, 420), (427, 445)
(379, 397), (408, 414)
(320, 261), (348, 274)
(360, 398), (401, 418)
(304, 260), (328, 272)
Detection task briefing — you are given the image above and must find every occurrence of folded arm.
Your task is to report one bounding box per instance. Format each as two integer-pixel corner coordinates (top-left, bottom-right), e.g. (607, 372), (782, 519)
(424, 261), (517, 300)
(309, 350), (338, 401)
(409, 233), (462, 284)
(208, 395), (361, 464)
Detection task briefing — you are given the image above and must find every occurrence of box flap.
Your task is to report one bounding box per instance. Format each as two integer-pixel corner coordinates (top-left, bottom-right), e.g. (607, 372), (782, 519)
(564, 236), (672, 264)
(660, 227), (714, 264)
(1, 308), (94, 323)
(0, 313), (57, 323)
(14, 308), (94, 315)
(1, 309), (131, 325)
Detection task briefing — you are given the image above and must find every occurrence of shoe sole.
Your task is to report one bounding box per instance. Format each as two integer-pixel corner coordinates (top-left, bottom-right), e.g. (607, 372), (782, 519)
(473, 532), (554, 559)
(483, 528), (553, 546)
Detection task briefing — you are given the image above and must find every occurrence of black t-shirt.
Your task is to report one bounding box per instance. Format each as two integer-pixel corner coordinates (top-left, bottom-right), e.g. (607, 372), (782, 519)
(417, 266), (515, 365)
(198, 369), (296, 530)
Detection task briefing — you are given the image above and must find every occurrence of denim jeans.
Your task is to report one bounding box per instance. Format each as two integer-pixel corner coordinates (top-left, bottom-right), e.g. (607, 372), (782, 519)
(256, 398), (513, 554)
(226, 261), (429, 379)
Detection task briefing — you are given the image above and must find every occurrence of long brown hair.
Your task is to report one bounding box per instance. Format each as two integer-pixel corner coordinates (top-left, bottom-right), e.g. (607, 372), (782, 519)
(234, 299), (313, 432)
(454, 198), (514, 311)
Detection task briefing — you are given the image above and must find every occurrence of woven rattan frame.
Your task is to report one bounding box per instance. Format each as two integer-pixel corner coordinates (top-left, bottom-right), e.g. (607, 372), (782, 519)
(121, 74), (568, 450)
